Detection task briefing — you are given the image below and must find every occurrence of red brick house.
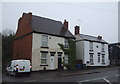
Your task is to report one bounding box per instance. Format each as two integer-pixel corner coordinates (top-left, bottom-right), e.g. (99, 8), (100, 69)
(13, 12), (75, 71)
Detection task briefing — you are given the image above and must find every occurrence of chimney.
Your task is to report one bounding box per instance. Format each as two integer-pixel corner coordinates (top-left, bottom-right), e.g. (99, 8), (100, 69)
(28, 12), (32, 21)
(64, 19), (68, 30)
(75, 25), (80, 35)
(97, 35), (102, 40)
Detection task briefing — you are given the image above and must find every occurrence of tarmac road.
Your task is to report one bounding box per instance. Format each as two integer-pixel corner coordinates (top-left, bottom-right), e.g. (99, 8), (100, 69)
(2, 66), (119, 84)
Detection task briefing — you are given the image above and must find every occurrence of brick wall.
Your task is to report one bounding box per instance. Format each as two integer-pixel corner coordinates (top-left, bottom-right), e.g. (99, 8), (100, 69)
(13, 13), (33, 61)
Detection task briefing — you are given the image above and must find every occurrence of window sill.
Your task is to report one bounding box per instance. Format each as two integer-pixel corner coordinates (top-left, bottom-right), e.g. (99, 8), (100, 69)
(89, 50), (94, 52)
(41, 46), (49, 49)
(101, 51), (105, 52)
(40, 64), (48, 66)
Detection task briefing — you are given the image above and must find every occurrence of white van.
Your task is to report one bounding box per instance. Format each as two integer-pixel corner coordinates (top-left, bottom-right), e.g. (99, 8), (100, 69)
(6, 60), (31, 76)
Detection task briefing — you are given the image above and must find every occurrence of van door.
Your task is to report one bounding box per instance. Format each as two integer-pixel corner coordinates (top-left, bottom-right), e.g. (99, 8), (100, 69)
(18, 60), (30, 72)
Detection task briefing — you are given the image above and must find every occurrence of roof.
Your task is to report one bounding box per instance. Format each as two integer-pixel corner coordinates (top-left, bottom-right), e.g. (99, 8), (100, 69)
(31, 15), (75, 39)
(78, 34), (108, 44)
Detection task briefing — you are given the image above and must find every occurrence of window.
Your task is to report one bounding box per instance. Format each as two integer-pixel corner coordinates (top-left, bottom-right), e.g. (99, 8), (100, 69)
(89, 42), (93, 50)
(101, 44), (105, 51)
(42, 35), (48, 47)
(64, 54), (68, 64)
(64, 39), (69, 48)
(102, 54), (105, 64)
(41, 53), (47, 65)
(89, 53), (94, 65)
(7, 62), (12, 67)
(98, 53), (100, 62)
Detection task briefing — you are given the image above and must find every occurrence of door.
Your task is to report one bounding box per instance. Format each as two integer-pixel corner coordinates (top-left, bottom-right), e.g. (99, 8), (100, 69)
(50, 56), (55, 69)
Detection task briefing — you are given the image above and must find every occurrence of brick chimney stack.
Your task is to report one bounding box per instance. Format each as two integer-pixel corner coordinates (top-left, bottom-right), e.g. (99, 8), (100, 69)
(64, 19), (68, 30)
(28, 12), (32, 21)
(97, 35), (102, 40)
(75, 25), (80, 35)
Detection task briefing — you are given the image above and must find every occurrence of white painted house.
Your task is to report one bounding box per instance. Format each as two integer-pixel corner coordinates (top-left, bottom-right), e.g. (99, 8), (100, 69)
(74, 26), (110, 66)
(13, 12), (75, 71)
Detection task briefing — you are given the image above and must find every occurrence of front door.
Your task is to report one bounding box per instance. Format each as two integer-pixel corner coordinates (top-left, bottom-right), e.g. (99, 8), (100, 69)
(50, 56), (55, 69)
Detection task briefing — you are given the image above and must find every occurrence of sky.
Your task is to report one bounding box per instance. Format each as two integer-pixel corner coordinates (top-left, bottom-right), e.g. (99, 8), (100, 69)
(1, 0), (119, 43)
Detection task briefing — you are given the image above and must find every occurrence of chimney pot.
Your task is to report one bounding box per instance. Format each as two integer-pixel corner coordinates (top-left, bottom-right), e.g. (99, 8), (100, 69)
(28, 12), (32, 21)
(75, 25), (80, 35)
(64, 19), (68, 30)
(97, 35), (102, 40)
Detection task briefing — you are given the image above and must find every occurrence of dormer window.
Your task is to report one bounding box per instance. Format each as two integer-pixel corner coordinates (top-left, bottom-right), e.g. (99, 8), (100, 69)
(64, 39), (69, 48)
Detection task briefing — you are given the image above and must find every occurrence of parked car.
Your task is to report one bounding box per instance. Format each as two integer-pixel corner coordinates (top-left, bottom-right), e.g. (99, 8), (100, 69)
(6, 60), (31, 76)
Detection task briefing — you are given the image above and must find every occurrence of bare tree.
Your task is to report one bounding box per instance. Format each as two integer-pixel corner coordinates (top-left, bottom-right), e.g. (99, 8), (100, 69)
(2, 29), (15, 36)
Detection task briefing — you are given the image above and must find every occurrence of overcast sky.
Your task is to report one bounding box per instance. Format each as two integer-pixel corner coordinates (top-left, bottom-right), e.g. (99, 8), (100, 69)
(1, 1), (118, 43)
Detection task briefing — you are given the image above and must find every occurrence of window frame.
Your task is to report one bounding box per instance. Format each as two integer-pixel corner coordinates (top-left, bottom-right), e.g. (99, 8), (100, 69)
(42, 35), (48, 47)
(101, 54), (105, 64)
(64, 54), (69, 64)
(89, 42), (93, 50)
(41, 52), (48, 65)
(101, 44), (105, 51)
(98, 53), (101, 62)
(89, 53), (94, 65)
(64, 39), (69, 48)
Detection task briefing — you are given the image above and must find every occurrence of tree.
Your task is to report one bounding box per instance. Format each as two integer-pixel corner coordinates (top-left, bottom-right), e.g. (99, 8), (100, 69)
(2, 29), (15, 71)
(58, 39), (76, 69)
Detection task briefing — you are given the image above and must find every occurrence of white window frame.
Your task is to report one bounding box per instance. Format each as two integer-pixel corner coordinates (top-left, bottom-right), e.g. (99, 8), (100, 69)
(101, 44), (105, 51)
(89, 53), (94, 65)
(89, 42), (93, 50)
(64, 39), (69, 48)
(41, 53), (47, 65)
(42, 35), (48, 47)
(98, 53), (100, 62)
(102, 54), (105, 64)
(64, 54), (69, 64)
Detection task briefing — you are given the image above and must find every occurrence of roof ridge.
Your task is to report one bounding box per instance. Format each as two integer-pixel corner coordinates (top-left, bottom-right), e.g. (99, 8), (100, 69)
(80, 34), (98, 38)
(32, 14), (62, 24)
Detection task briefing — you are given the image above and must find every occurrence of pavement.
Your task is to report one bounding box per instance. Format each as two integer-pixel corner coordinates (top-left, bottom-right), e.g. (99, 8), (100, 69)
(32, 66), (118, 78)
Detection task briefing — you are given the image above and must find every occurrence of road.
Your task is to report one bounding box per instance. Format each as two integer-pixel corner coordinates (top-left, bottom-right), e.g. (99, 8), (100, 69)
(2, 66), (119, 84)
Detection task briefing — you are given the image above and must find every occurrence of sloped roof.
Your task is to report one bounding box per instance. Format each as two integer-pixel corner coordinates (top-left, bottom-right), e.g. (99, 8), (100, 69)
(79, 34), (108, 44)
(31, 15), (75, 39)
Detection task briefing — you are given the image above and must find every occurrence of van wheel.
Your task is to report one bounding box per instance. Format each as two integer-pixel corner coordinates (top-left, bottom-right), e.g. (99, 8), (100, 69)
(6, 72), (9, 76)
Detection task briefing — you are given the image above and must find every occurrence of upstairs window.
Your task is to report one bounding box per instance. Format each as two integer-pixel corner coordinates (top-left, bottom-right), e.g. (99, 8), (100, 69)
(89, 42), (93, 50)
(101, 44), (105, 51)
(42, 35), (48, 47)
(64, 39), (69, 48)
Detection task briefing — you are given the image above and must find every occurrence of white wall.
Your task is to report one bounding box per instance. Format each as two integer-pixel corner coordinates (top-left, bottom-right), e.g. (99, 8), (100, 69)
(75, 35), (109, 66)
(32, 33), (65, 71)
(84, 41), (109, 66)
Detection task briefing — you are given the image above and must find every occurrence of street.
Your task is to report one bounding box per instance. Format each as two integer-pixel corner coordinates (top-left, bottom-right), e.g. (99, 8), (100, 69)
(2, 66), (119, 84)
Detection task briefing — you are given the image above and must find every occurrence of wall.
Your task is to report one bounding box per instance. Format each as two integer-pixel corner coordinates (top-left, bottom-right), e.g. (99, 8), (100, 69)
(32, 33), (65, 71)
(13, 34), (32, 60)
(84, 41), (109, 66)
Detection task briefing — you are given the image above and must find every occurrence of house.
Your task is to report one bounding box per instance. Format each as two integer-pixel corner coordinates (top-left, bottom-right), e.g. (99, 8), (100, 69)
(109, 42), (120, 65)
(13, 12), (75, 71)
(75, 26), (110, 66)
